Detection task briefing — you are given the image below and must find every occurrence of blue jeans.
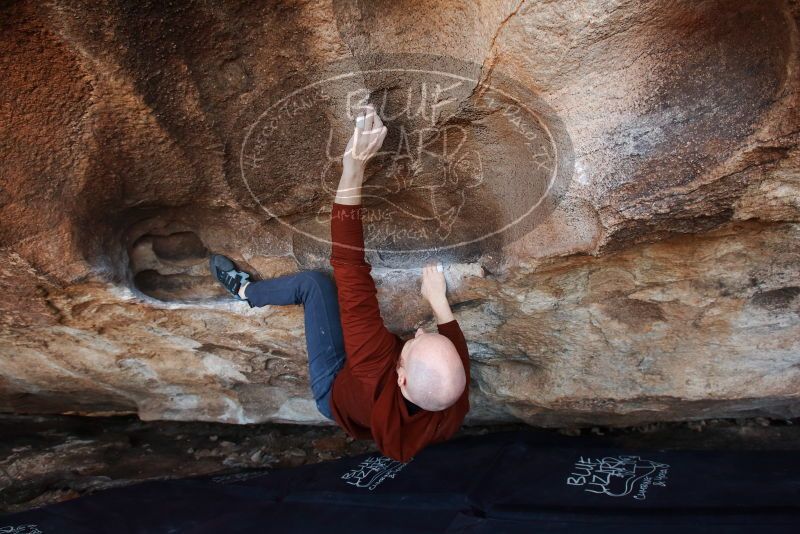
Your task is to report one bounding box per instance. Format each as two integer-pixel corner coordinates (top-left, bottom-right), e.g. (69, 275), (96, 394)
(243, 271), (345, 420)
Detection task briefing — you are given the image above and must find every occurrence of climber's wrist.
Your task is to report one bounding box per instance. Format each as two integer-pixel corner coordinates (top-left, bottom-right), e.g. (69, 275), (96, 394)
(335, 166), (364, 205)
(429, 296), (454, 324)
(342, 158), (366, 179)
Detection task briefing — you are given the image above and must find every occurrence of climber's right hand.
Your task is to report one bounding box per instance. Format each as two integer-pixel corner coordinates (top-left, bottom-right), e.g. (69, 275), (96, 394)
(342, 104), (387, 172)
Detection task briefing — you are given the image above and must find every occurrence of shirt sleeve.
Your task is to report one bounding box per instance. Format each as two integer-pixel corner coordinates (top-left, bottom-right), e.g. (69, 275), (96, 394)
(329, 202), (398, 379)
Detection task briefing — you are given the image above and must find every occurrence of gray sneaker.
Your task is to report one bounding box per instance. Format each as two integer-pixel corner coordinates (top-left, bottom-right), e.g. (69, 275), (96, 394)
(209, 254), (253, 306)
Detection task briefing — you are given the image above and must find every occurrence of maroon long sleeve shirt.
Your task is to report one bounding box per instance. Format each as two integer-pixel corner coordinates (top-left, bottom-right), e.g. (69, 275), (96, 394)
(327, 202), (471, 462)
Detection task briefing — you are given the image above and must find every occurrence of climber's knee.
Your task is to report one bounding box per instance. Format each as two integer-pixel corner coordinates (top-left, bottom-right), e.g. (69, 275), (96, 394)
(296, 270), (335, 297)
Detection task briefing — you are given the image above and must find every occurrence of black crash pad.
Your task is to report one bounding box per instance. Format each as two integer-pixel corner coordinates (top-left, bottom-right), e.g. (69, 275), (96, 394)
(2, 430), (799, 533)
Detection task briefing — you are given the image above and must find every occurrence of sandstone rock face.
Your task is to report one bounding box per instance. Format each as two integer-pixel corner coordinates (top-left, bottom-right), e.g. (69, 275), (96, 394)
(1, 0), (798, 426)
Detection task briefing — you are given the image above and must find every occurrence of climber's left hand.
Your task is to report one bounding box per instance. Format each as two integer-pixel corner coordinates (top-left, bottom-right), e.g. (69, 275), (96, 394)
(421, 262), (454, 324)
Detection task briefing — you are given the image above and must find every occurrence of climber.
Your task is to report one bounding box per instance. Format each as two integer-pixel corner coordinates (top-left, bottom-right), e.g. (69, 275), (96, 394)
(210, 104), (469, 462)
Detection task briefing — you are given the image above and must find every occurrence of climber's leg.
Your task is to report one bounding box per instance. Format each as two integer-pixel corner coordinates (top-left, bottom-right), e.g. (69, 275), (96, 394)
(244, 271), (345, 420)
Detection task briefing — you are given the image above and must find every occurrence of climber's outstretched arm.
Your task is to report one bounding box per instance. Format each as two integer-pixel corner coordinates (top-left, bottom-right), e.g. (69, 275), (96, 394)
(329, 104), (392, 379)
(334, 104), (387, 205)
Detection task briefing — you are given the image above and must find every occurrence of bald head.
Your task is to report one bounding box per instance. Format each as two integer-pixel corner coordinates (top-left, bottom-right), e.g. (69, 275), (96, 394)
(397, 328), (466, 411)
